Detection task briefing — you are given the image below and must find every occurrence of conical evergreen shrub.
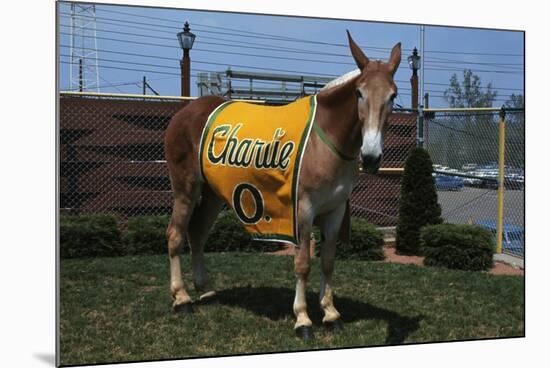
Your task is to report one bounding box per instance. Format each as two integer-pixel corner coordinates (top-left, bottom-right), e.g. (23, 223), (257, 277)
(396, 147), (442, 255)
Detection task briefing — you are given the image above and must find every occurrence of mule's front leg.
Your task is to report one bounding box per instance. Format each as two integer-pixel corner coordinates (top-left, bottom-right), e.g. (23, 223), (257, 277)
(293, 221), (314, 340)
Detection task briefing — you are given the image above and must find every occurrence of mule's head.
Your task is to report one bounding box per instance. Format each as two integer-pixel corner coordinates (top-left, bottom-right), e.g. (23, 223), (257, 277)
(347, 31), (401, 174)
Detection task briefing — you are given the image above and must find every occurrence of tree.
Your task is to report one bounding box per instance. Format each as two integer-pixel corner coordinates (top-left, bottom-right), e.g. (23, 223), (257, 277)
(504, 94), (524, 109)
(443, 69), (498, 108)
(396, 148), (443, 255)
(440, 69), (499, 168)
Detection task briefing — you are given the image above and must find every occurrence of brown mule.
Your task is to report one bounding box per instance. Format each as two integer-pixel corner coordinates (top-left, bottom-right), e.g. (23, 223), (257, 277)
(164, 30), (401, 339)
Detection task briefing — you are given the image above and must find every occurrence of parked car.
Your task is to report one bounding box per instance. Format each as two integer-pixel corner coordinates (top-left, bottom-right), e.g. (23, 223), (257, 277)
(475, 220), (524, 256)
(435, 174), (464, 191)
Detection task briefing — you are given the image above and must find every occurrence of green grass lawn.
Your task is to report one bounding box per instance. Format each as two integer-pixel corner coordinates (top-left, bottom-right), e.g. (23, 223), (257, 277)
(60, 253), (524, 366)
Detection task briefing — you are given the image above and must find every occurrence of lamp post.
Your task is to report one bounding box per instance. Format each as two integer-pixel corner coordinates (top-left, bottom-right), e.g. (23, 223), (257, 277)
(408, 47), (421, 109)
(177, 21), (196, 97)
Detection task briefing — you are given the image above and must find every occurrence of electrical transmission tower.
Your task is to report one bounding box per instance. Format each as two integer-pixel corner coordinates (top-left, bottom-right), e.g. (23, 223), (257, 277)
(69, 3), (100, 92)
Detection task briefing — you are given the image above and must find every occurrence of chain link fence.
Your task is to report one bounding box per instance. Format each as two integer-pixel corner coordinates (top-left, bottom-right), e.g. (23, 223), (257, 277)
(350, 109), (416, 226)
(424, 109), (525, 257)
(59, 93), (524, 257)
(60, 93), (183, 219)
(59, 94), (416, 228)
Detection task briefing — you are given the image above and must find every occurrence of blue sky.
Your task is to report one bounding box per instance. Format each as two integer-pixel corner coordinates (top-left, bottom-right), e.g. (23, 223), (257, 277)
(57, 1), (524, 108)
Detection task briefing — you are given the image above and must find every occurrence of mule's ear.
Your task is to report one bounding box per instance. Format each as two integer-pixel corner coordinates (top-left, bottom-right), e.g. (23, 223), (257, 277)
(388, 42), (402, 75)
(347, 30), (369, 70)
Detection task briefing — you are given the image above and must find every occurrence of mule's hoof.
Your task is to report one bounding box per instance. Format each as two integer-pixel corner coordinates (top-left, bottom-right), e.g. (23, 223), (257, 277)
(198, 291), (217, 304)
(173, 303), (194, 314)
(295, 326), (314, 341)
(324, 319), (344, 332)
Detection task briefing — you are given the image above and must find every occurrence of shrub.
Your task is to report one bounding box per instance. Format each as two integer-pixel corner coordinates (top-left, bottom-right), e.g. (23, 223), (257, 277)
(124, 215), (170, 255)
(203, 211), (251, 252)
(204, 211), (282, 253)
(396, 147), (442, 255)
(315, 217), (385, 261)
(421, 223), (495, 271)
(60, 214), (123, 258)
(60, 211), (286, 258)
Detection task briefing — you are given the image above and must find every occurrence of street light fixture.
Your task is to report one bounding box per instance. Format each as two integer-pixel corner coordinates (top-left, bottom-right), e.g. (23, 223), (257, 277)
(177, 21), (196, 97)
(408, 47), (421, 109)
(408, 47), (421, 72)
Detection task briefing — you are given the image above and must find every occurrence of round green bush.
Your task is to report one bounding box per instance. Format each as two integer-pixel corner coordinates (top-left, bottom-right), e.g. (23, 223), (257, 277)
(60, 214), (123, 258)
(421, 223), (495, 271)
(315, 217), (385, 261)
(124, 215), (170, 255)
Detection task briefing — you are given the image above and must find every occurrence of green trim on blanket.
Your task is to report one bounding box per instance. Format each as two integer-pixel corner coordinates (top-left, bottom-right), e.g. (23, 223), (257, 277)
(199, 100), (235, 184)
(289, 95), (317, 245)
(312, 121), (357, 162)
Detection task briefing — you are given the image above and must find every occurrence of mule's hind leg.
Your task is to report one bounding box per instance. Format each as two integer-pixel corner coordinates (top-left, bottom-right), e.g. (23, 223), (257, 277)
(318, 203), (346, 329)
(167, 188), (200, 312)
(187, 185), (223, 300)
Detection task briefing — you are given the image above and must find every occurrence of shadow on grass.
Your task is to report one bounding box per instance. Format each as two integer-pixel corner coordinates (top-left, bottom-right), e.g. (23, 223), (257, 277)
(215, 286), (423, 344)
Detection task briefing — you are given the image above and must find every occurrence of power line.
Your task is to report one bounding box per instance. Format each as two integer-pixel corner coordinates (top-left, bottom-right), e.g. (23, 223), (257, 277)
(58, 16), (388, 59)
(61, 10), (400, 52)
(424, 81), (523, 92)
(61, 53), (341, 77)
(426, 61), (522, 72)
(60, 15), (365, 59)
(58, 32), (362, 72)
(93, 7), (410, 51)
(61, 20), (525, 73)
(424, 67), (521, 75)
(62, 8), (523, 57)
(63, 75), (179, 91)
(427, 56), (523, 67)
(58, 44), (523, 95)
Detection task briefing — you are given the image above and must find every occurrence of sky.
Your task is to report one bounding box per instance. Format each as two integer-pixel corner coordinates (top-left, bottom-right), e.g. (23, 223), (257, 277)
(57, 1), (524, 108)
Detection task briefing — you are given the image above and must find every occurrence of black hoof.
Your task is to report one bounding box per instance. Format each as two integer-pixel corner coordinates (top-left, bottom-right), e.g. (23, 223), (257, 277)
(324, 319), (344, 332)
(295, 326), (314, 341)
(173, 303), (194, 314)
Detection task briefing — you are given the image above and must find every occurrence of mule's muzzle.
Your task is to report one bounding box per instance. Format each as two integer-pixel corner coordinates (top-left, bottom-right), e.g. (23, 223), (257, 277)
(361, 154), (382, 174)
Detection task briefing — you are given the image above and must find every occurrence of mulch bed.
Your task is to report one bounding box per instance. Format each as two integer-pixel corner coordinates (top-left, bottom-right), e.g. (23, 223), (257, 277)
(268, 243), (524, 276)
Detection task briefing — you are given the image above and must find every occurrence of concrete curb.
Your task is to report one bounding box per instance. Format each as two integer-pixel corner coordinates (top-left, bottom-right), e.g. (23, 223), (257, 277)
(493, 253), (524, 269)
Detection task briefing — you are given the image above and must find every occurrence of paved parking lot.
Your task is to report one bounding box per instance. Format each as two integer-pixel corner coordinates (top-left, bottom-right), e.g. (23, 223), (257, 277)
(438, 187), (524, 227)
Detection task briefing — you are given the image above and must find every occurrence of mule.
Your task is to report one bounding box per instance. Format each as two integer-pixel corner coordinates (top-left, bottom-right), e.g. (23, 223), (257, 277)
(164, 31), (401, 339)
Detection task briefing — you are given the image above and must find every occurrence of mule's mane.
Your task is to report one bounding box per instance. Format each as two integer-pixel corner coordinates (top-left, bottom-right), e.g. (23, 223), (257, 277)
(317, 68), (360, 105)
(321, 69), (360, 92)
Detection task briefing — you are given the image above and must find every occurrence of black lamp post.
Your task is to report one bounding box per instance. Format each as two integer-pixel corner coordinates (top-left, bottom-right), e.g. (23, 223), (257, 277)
(177, 21), (196, 97)
(408, 47), (421, 109)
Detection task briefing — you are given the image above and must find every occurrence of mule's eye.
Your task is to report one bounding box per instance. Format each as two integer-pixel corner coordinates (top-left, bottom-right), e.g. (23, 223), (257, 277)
(355, 89), (363, 99)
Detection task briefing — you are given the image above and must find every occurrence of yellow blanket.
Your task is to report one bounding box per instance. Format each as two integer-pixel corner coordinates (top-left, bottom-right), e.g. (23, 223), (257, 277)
(199, 95), (317, 245)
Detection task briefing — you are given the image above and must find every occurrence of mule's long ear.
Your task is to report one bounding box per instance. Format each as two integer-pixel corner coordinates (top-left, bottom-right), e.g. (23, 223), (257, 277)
(388, 42), (402, 75)
(347, 30), (369, 70)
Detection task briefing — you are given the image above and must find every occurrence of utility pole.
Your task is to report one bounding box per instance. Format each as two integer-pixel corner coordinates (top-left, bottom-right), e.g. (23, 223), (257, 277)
(420, 25), (425, 107)
(78, 58), (83, 92)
